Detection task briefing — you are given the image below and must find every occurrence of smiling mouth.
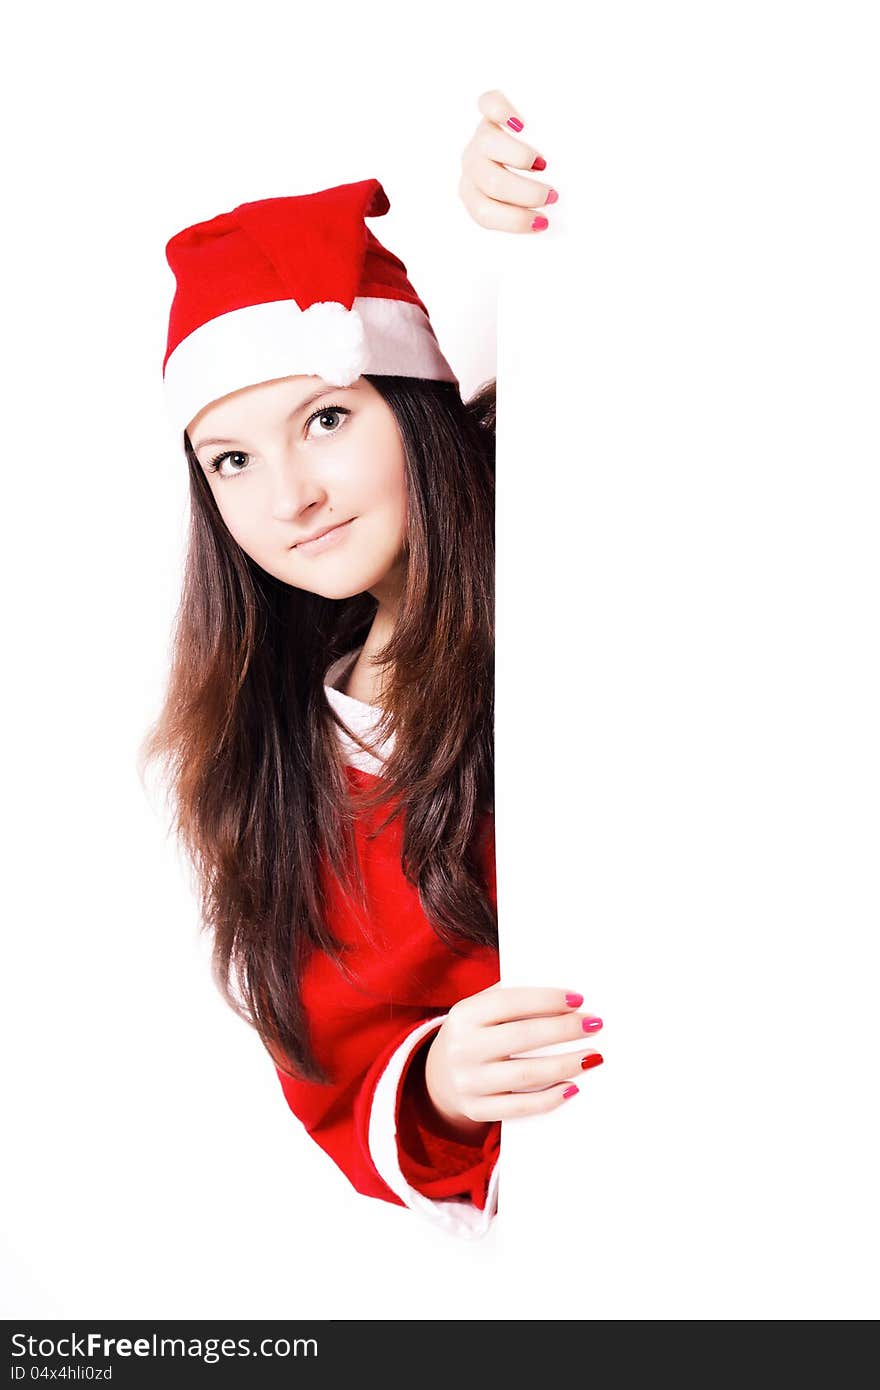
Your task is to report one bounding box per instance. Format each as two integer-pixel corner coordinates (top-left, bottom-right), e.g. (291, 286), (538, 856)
(292, 517), (356, 551)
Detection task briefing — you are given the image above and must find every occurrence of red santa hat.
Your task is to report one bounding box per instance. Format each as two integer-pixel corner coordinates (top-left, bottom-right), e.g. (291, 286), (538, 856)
(162, 177), (459, 447)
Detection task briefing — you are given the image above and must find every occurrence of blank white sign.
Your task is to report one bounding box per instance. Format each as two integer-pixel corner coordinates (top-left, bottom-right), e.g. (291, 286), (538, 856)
(491, 14), (879, 1317)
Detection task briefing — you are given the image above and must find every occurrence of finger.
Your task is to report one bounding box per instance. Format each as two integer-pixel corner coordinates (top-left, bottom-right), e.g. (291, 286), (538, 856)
(458, 174), (543, 233)
(462, 136), (554, 209)
(477, 88), (526, 132)
(465, 116), (546, 175)
(475, 1048), (604, 1096)
(456, 984), (588, 1027)
(466, 1079), (588, 1122)
(478, 1009), (599, 1060)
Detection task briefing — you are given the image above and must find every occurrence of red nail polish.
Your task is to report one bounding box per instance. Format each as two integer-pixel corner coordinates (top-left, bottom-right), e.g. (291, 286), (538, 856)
(531, 215), (549, 231)
(507, 116), (524, 132)
(531, 155), (547, 171)
(562, 1083), (579, 1099)
(581, 1054), (604, 1071)
(565, 992), (583, 1008)
(545, 188), (559, 205)
(581, 1016), (603, 1033)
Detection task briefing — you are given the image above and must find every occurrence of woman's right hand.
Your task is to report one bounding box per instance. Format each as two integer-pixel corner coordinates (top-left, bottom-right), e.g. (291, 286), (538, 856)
(424, 985), (603, 1130)
(459, 88), (558, 233)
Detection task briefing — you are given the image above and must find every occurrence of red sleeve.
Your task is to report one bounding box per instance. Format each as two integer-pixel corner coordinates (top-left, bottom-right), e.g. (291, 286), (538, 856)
(274, 1015), (436, 1210)
(395, 1030), (502, 1211)
(274, 1012), (501, 1219)
(273, 782), (501, 1230)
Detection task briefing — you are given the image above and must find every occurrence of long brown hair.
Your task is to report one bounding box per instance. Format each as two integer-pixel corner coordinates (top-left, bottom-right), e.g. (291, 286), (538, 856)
(138, 374), (497, 1085)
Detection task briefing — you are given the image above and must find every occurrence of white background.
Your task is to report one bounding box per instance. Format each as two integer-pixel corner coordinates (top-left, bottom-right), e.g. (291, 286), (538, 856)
(2, 1), (878, 1320)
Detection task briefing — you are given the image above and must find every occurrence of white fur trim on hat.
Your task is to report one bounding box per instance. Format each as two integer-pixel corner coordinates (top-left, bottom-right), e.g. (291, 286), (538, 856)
(164, 294), (458, 441)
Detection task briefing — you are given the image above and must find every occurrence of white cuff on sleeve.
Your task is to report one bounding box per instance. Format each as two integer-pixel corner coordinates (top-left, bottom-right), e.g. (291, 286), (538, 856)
(367, 1014), (500, 1240)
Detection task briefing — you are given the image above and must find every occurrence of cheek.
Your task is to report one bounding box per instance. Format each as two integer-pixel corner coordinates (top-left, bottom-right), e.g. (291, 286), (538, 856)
(388, 473), (409, 534)
(358, 436), (408, 515)
(214, 492), (265, 557)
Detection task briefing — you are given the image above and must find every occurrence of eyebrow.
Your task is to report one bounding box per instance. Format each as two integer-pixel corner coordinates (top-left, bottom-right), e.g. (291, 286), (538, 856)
(190, 384), (356, 453)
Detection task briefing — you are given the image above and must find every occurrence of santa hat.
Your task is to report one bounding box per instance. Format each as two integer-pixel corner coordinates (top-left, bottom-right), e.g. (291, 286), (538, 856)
(162, 177), (459, 448)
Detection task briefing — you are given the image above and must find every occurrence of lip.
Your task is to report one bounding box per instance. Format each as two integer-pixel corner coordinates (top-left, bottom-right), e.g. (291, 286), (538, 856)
(293, 517), (355, 554)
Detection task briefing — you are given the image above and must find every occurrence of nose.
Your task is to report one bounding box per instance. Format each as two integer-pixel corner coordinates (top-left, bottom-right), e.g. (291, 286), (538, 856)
(269, 457), (328, 523)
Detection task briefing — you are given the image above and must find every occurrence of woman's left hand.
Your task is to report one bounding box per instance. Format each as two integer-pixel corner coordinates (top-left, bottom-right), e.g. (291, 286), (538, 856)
(458, 88), (558, 233)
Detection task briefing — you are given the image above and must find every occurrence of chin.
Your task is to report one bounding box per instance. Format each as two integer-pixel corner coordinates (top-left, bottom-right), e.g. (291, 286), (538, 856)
(294, 564), (379, 602)
(312, 579), (371, 601)
(272, 541), (403, 600)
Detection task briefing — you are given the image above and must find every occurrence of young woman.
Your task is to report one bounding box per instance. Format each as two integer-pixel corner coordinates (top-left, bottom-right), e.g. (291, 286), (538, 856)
(140, 92), (604, 1241)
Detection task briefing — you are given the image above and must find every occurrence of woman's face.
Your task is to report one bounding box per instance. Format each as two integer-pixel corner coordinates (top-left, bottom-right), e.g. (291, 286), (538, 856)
(186, 375), (408, 602)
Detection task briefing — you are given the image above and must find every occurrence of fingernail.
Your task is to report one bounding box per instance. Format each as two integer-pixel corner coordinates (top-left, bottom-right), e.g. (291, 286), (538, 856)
(564, 992), (584, 1008)
(531, 215), (549, 231)
(507, 116), (524, 132)
(582, 1015), (603, 1033)
(562, 1083), (579, 1099)
(531, 155), (547, 171)
(545, 188), (559, 205)
(581, 1054), (604, 1071)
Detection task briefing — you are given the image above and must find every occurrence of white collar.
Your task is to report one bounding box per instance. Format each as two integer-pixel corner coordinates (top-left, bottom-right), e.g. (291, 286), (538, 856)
(323, 647), (393, 775)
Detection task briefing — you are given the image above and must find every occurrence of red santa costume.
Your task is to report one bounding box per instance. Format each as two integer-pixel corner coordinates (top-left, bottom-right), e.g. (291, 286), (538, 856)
(273, 645), (501, 1238)
(162, 178), (501, 1238)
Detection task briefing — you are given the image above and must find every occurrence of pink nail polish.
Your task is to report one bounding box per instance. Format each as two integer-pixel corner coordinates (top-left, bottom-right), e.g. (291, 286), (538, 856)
(531, 215), (549, 231)
(507, 116), (524, 132)
(545, 188), (559, 205)
(565, 992), (584, 1008)
(562, 1084), (579, 1099)
(582, 1016), (603, 1033)
(531, 155), (547, 171)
